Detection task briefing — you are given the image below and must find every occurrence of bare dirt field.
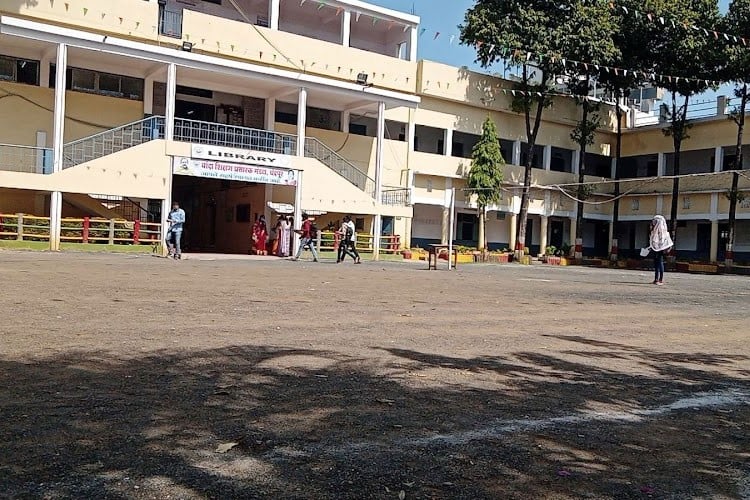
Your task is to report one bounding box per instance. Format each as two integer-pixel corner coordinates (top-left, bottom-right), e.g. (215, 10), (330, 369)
(1, 251), (749, 500)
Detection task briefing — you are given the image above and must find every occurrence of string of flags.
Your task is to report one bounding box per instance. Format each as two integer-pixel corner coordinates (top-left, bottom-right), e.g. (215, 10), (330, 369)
(476, 45), (725, 87)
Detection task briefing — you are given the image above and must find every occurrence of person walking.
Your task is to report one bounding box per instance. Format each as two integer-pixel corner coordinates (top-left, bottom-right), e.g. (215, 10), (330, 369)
(336, 218), (357, 263)
(166, 201), (185, 260)
(293, 214), (320, 262)
(276, 215), (292, 257)
(649, 215), (673, 285)
(344, 215), (361, 264)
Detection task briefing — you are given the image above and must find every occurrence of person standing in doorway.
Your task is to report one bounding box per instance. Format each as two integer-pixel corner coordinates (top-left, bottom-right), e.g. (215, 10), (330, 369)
(276, 215), (291, 257)
(293, 214), (319, 262)
(166, 201), (185, 260)
(649, 215), (673, 285)
(252, 215), (268, 255)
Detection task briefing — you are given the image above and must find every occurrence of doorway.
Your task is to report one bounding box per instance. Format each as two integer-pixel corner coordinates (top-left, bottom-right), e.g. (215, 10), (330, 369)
(593, 221), (610, 257)
(457, 212), (478, 243)
(550, 220), (564, 248)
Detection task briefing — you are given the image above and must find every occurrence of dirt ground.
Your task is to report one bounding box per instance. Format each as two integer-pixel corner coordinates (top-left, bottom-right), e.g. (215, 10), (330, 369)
(1, 251), (749, 500)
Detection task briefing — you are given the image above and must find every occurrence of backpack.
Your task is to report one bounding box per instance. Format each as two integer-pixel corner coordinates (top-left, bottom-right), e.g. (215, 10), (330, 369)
(309, 223), (318, 239)
(345, 224), (353, 241)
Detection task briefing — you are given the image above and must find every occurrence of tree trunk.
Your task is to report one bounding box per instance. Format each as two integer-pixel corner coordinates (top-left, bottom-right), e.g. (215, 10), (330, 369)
(575, 100), (588, 258)
(668, 94), (689, 248)
(611, 95), (623, 261)
(727, 83), (747, 270)
(515, 66), (546, 261)
(477, 207), (487, 253)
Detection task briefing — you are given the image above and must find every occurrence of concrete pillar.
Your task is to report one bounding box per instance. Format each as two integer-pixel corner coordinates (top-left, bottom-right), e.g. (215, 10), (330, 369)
(296, 87), (307, 157)
(657, 152), (666, 177)
(408, 27), (418, 62)
(373, 214), (382, 260)
(264, 183), (274, 225)
(407, 118), (416, 152)
(341, 110), (350, 133)
(610, 157), (617, 179)
(265, 97), (276, 131)
(714, 146), (724, 173)
(143, 76), (155, 115)
(403, 217), (412, 249)
(293, 170), (303, 254)
(512, 140), (521, 166)
(49, 43), (67, 251)
(444, 128), (453, 157)
(508, 213), (518, 251)
(375, 101), (385, 199)
(441, 206), (450, 244)
(569, 218), (578, 257)
(572, 150), (580, 175)
(341, 10), (351, 46)
(540, 215), (549, 256)
(268, 0), (280, 30)
(710, 219), (719, 262)
(39, 51), (53, 89)
(164, 63), (177, 141)
(543, 145), (552, 171)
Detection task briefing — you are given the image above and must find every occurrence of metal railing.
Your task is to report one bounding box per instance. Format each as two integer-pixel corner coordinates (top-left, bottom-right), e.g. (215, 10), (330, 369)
(0, 213), (162, 245)
(63, 116), (165, 169)
(304, 137), (376, 196)
(0, 143), (52, 174)
(159, 7), (183, 38)
(173, 118), (298, 154)
(381, 188), (411, 206)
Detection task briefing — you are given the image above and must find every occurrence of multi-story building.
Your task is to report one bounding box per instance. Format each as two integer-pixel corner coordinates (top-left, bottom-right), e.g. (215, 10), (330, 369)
(0, 0), (748, 261)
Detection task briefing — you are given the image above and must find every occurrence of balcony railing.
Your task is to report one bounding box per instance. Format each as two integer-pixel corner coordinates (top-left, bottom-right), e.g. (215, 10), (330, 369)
(381, 188), (411, 206)
(63, 116), (165, 169)
(0, 144), (53, 174)
(173, 118), (298, 155)
(159, 7), (183, 38)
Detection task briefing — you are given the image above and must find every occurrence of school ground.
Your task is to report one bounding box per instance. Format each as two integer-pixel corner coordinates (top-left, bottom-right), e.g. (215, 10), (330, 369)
(1, 251), (749, 499)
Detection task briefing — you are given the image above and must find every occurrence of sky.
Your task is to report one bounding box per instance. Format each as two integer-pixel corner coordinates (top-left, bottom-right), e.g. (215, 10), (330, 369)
(366, 0), (733, 72)
(366, 0), (736, 108)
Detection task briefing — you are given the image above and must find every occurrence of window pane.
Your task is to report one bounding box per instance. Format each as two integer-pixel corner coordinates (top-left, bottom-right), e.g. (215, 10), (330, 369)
(98, 73), (121, 95)
(16, 59), (39, 85)
(0, 57), (15, 81)
(71, 69), (95, 91)
(121, 76), (144, 100)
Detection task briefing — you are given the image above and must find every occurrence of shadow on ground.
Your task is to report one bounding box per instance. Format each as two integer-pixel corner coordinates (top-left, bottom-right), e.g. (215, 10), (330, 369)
(1, 339), (749, 499)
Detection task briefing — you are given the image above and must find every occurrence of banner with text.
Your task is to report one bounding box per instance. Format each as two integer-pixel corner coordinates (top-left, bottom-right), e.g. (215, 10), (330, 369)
(173, 157), (298, 187)
(190, 144), (292, 168)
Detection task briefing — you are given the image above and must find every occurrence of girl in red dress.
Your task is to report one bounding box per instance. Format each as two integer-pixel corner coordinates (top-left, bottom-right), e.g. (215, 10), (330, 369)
(252, 215), (268, 255)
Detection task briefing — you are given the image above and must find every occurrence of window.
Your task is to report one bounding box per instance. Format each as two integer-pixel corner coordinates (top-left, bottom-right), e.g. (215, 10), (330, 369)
(50, 65), (144, 100)
(0, 55), (39, 85)
(349, 123), (367, 136)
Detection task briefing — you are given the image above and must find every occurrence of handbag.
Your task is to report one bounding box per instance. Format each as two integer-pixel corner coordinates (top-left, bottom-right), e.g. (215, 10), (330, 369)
(640, 247), (651, 257)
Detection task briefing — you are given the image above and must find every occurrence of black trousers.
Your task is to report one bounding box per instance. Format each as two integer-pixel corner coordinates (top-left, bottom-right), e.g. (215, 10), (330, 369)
(338, 239), (359, 261)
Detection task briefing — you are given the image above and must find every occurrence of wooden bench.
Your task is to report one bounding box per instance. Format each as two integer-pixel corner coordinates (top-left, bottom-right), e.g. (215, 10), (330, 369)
(427, 244), (458, 270)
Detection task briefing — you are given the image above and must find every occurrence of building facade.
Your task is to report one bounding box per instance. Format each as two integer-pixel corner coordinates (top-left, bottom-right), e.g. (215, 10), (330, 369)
(0, 0), (748, 260)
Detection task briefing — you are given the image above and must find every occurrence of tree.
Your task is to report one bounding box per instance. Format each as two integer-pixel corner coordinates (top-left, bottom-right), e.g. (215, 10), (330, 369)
(460, 0), (618, 260)
(723, 0), (750, 268)
(597, 0), (652, 260)
(562, 1), (619, 257)
(467, 116), (505, 251)
(569, 86), (600, 256)
(649, 0), (722, 244)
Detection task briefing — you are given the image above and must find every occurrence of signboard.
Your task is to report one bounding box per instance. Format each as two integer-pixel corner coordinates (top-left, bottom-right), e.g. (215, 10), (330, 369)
(173, 156), (297, 186)
(190, 144), (291, 169)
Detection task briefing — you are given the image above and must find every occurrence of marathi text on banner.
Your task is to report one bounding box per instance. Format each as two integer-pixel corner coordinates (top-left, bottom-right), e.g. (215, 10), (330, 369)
(173, 157), (297, 186)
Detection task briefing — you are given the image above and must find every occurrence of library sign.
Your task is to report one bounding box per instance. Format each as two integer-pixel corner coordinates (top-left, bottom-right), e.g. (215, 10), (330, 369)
(173, 145), (297, 186)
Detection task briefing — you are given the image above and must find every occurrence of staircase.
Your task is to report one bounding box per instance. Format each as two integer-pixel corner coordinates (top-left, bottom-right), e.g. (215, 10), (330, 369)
(303, 137), (376, 198)
(62, 116), (165, 169)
